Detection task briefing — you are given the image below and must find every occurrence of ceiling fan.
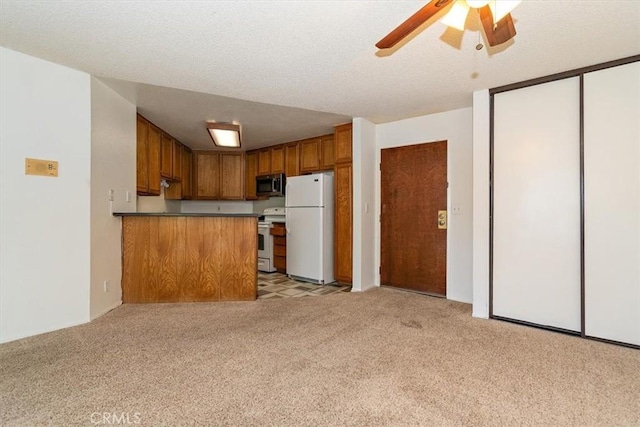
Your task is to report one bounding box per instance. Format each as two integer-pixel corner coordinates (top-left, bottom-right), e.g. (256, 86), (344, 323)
(376, 0), (521, 50)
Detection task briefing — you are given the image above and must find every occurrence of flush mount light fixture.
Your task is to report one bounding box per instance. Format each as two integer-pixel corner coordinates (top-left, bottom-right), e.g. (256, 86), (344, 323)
(205, 122), (241, 148)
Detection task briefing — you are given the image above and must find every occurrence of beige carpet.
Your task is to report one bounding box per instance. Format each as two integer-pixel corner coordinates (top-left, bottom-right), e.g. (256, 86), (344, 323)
(1, 288), (638, 426)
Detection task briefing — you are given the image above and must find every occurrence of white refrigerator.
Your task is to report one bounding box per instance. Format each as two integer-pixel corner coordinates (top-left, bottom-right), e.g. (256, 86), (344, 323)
(285, 173), (334, 284)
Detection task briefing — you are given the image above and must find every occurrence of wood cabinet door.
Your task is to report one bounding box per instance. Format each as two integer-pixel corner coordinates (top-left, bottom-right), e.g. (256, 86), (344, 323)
(300, 138), (321, 173)
(194, 152), (220, 199)
(220, 153), (244, 200)
(334, 162), (353, 283)
(258, 149), (271, 176)
(271, 145), (285, 174)
(136, 116), (149, 193)
(334, 123), (352, 164)
(172, 141), (182, 181)
(285, 143), (300, 178)
(147, 124), (162, 195)
(320, 134), (334, 170)
(182, 148), (192, 199)
(160, 134), (173, 178)
(245, 150), (258, 200)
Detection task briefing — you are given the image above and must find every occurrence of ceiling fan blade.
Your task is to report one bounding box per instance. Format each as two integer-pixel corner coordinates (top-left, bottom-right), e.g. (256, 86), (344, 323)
(479, 5), (516, 47)
(376, 0), (455, 49)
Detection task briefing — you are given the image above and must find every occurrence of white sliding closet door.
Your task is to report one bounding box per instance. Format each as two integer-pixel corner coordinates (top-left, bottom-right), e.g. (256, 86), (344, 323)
(493, 77), (581, 331)
(584, 62), (640, 345)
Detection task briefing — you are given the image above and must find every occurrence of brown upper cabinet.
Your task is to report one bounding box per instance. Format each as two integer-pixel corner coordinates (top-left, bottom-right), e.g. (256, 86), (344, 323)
(164, 145), (192, 201)
(160, 133), (183, 181)
(181, 146), (192, 199)
(136, 116), (149, 193)
(284, 143), (300, 178)
(320, 134), (335, 170)
(193, 151), (244, 200)
(160, 134), (173, 179)
(271, 145), (285, 174)
(172, 141), (182, 181)
(334, 123), (353, 164)
(258, 149), (271, 176)
(136, 115), (161, 196)
(245, 150), (258, 200)
(300, 137), (321, 173)
(220, 153), (244, 200)
(194, 152), (221, 199)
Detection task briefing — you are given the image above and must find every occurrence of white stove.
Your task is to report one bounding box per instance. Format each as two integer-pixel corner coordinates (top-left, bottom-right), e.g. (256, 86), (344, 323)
(257, 207), (286, 273)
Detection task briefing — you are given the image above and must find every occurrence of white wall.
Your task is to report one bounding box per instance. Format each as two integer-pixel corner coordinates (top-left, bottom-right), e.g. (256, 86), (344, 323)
(90, 78), (137, 320)
(252, 196), (286, 213)
(137, 187), (181, 213)
(0, 47), (91, 343)
(472, 90), (490, 318)
(352, 118), (377, 292)
(374, 108), (474, 303)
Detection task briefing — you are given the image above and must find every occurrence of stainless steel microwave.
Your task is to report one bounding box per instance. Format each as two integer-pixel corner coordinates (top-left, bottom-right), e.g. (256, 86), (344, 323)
(256, 174), (285, 197)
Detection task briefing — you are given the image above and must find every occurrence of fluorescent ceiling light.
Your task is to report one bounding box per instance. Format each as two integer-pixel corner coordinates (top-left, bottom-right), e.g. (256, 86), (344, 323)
(206, 122), (241, 148)
(442, 1), (470, 31)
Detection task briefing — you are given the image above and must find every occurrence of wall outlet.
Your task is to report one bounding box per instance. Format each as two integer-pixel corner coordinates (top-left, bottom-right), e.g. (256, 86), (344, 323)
(103, 280), (110, 292)
(108, 189), (114, 201)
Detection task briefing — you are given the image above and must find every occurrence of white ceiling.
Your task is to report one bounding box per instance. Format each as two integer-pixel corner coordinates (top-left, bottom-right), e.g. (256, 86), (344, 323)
(1, 1), (639, 150)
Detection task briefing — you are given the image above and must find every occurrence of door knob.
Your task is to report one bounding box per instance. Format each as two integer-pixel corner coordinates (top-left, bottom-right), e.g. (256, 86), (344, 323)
(438, 210), (447, 229)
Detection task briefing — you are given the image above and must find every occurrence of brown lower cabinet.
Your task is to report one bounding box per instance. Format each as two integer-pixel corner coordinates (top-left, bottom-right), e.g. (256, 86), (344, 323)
(120, 215), (257, 303)
(270, 223), (287, 273)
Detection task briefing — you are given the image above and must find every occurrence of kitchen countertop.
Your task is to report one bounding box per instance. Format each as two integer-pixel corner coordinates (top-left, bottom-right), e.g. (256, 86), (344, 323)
(113, 212), (260, 218)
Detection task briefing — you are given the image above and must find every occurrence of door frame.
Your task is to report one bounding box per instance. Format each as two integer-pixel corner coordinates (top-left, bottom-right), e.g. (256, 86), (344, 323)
(374, 139), (451, 299)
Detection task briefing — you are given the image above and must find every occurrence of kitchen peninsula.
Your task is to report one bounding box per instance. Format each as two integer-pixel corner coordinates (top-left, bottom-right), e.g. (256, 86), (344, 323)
(114, 213), (258, 303)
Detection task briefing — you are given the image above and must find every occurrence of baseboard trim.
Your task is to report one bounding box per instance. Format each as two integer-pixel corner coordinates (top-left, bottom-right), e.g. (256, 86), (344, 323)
(90, 300), (122, 321)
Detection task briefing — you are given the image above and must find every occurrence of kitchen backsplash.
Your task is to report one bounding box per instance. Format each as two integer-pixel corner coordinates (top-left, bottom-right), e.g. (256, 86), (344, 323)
(137, 196), (285, 214)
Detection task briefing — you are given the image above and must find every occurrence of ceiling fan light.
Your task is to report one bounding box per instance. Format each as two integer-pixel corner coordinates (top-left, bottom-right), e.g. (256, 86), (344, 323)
(489, 0), (521, 24)
(441, 1), (470, 31)
(206, 122), (241, 148)
(466, 0), (491, 8)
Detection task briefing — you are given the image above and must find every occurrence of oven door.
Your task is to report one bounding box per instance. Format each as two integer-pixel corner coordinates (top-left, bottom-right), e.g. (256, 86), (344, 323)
(257, 223), (272, 259)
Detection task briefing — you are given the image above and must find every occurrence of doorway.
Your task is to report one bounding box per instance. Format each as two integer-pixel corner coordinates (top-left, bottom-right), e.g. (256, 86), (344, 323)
(380, 141), (447, 296)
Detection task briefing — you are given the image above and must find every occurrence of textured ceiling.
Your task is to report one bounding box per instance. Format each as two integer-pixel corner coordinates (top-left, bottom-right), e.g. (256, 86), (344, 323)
(1, 1), (639, 148)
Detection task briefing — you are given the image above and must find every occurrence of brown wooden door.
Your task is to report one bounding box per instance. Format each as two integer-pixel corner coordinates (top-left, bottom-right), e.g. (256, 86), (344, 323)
(381, 141), (447, 296)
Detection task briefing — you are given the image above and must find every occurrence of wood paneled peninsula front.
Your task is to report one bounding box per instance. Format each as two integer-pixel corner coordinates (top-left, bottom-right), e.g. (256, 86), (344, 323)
(114, 213), (258, 303)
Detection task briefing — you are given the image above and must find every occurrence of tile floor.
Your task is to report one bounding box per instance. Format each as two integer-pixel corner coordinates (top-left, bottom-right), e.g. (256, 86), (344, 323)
(257, 272), (351, 300)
